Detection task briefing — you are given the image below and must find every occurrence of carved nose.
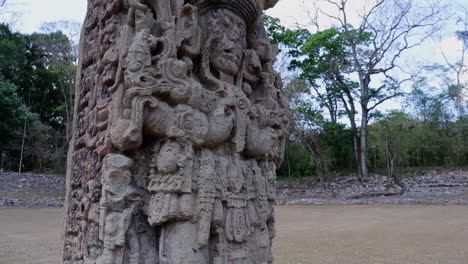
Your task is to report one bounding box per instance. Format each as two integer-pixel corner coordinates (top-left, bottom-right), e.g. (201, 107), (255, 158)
(223, 40), (236, 52)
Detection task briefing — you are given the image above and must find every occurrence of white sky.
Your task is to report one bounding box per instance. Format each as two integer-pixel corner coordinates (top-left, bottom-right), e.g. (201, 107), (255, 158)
(3, 0), (87, 32)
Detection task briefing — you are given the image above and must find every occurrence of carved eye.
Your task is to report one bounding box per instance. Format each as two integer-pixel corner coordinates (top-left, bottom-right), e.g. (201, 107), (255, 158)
(184, 120), (194, 130)
(170, 61), (187, 76)
(183, 116), (195, 130)
(237, 98), (247, 110)
(135, 51), (145, 59)
(100, 87), (110, 99)
(224, 107), (233, 116)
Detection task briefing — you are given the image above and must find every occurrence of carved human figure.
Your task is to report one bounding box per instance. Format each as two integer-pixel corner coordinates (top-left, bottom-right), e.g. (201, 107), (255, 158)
(99, 154), (138, 264)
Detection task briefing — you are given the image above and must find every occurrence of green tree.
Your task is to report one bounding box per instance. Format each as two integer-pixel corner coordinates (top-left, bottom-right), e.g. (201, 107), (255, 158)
(27, 30), (76, 140)
(405, 78), (468, 168)
(0, 81), (32, 145)
(0, 23), (77, 172)
(0, 80), (35, 171)
(369, 112), (413, 190)
(0, 23), (27, 83)
(277, 140), (313, 179)
(440, 9), (468, 119)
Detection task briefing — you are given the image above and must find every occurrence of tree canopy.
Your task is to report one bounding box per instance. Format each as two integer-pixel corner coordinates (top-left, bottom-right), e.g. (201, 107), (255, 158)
(0, 23), (76, 172)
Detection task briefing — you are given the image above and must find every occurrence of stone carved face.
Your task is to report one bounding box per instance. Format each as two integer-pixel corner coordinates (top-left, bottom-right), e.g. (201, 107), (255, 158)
(102, 168), (132, 200)
(203, 10), (247, 78)
(101, 48), (119, 87)
(126, 30), (152, 73)
(127, 47), (147, 72)
(210, 33), (245, 76)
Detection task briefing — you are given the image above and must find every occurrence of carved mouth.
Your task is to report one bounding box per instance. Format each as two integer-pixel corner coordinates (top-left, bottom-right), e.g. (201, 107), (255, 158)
(128, 62), (142, 72)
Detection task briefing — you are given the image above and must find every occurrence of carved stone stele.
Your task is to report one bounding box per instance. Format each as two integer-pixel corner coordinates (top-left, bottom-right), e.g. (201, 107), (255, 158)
(63, 0), (288, 263)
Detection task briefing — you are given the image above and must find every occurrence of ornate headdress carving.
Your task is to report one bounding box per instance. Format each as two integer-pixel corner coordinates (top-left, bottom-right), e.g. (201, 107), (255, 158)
(187, 0), (261, 27)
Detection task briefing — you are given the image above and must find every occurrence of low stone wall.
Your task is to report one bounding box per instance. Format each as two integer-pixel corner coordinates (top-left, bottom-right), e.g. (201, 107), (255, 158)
(277, 169), (468, 205)
(0, 172), (65, 207)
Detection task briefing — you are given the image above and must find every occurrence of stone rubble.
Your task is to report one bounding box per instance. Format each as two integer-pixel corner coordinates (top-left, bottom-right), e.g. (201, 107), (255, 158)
(277, 169), (468, 205)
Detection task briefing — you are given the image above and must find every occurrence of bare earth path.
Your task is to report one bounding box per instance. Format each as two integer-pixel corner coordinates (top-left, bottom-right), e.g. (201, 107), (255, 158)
(1, 206), (468, 264)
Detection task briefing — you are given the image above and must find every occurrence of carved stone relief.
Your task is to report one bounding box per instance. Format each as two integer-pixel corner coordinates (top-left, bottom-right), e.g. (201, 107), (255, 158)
(64, 0), (288, 263)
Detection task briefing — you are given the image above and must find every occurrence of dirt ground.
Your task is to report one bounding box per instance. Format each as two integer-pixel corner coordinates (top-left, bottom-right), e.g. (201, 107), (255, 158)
(1, 206), (467, 264)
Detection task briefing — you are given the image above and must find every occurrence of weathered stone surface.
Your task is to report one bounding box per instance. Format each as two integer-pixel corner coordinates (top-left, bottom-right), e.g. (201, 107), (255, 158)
(63, 0), (288, 263)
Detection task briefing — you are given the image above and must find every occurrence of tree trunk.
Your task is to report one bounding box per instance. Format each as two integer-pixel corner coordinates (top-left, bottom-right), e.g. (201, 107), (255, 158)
(18, 118), (27, 173)
(0, 151), (4, 172)
(359, 122), (369, 179)
(352, 132), (363, 180)
(358, 72), (371, 180)
(385, 135), (405, 194)
(62, 1), (288, 264)
(339, 91), (363, 181)
(305, 140), (327, 184)
(286, 141), (292, 178)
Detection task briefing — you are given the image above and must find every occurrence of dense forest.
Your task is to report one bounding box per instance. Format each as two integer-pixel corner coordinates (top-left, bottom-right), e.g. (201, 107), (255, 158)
(0, 21), (78, 173)
(0, 0), (467, 181)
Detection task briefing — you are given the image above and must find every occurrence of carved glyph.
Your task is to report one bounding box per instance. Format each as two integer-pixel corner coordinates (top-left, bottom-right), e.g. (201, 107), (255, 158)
(64, 0), (288, 263)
